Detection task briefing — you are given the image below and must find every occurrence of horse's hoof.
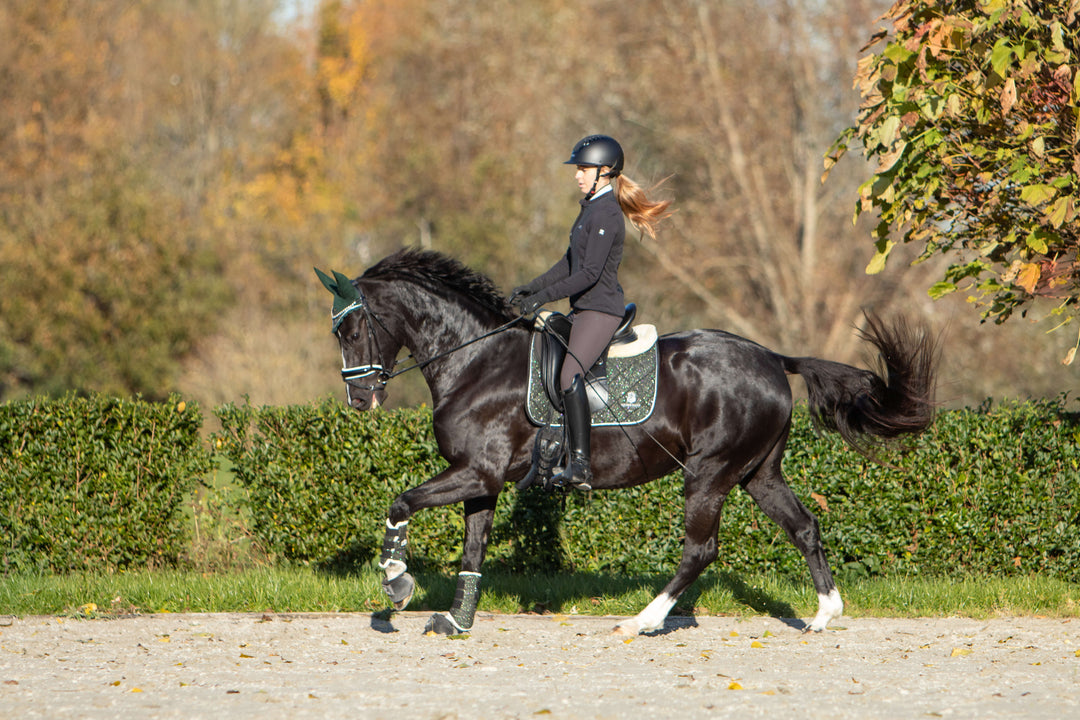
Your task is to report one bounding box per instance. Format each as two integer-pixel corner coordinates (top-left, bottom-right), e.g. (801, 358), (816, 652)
(610, 621), (638, 636)
(425, 612), (468, 636)
(383, 572), (415, 611)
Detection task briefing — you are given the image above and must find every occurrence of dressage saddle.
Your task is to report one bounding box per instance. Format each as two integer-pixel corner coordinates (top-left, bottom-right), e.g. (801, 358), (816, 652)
(535, 303), (638, 414)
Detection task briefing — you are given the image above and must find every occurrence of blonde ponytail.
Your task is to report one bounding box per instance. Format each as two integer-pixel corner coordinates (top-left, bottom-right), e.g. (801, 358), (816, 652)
(613, 174), (673, 239)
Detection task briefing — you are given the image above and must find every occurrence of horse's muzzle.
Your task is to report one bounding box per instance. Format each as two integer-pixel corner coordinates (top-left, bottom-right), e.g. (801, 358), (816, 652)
(349, 388), (387, 411)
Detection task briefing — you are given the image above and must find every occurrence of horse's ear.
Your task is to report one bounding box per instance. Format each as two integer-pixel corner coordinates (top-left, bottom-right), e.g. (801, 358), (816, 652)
(316, 267), (364, 327)
(332, 271), (362, 301)
(314, 267), (338, 294)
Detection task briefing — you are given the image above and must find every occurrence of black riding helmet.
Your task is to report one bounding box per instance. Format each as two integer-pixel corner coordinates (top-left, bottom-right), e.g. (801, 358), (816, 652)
(564, 135), (624, 178)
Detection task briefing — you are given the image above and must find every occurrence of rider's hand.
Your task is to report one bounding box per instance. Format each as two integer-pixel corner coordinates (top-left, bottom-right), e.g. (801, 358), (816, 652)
(518, 295), (543, 316)
(508, 286), (542, 315)
(507, 286), (530, 307)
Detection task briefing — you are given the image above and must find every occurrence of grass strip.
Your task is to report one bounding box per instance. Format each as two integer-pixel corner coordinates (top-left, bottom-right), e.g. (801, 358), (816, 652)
(1, 569), (1076, 621)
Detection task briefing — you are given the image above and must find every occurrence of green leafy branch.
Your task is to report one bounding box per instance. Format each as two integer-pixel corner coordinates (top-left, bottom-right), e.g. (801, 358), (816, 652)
(826, 0), (1080, 360)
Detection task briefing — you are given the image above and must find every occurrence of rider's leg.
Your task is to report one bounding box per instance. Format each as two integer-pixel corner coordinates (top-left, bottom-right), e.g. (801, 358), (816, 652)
(550, 310), (621, 491)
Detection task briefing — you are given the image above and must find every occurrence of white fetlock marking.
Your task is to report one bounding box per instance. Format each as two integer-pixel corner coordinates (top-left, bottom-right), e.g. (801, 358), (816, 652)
(617, 592), (676, 635)
(386, 519), (408, 530)
(807, 588), (844, 632)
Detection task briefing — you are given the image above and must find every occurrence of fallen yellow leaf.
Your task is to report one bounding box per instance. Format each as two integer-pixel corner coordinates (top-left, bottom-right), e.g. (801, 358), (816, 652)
(728, 681), (743, 690)
(751, 641), (765, 649)
(951, 647), (972, 657)
(1015, 262), (1041, 294)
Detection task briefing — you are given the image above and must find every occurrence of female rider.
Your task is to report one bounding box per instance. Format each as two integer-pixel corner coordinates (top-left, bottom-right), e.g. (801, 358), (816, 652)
(509, 135), (671, 490)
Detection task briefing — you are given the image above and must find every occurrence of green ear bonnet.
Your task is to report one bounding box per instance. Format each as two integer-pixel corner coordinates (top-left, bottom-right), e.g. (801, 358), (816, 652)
(314, 267), (365, 332)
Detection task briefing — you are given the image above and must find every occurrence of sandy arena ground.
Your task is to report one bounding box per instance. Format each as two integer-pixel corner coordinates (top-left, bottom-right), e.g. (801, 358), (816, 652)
(1, 611), (1078, 719)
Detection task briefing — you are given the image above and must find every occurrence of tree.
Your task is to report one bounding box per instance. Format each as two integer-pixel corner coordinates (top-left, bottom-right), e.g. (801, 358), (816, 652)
(825, 0), (1080, 362)
(0, 0), (228, 399)
(637, 0), (909, 358)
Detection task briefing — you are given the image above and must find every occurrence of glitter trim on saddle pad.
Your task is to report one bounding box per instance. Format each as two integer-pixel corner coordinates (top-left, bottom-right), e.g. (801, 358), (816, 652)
(526, 325), (659, 427)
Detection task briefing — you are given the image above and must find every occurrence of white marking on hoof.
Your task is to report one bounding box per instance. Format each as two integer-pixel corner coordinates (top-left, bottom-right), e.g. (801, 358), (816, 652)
(806, 588), (843, 633)
(614, 593), (677, 635)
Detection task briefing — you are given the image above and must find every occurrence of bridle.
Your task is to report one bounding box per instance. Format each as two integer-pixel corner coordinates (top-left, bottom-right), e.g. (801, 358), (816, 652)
(334, 288), (395, 399)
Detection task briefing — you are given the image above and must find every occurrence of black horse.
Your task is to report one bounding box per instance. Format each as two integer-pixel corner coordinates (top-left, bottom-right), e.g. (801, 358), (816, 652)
(318, 248), (936, 636)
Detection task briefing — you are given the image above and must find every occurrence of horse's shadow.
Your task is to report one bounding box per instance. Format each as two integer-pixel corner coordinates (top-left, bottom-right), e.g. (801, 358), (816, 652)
(322, 488), (805, 634)
(355, 569), (804, 634)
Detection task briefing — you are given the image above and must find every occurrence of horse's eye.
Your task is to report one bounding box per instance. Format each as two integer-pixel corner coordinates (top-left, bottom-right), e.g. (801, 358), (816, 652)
(350, 331), (361, 341)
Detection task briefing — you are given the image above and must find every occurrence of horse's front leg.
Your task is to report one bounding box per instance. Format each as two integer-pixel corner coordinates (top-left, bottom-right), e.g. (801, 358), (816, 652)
(376, 465), (499, 623)
(379, 517), (415, 610)
(425, 495), (498, 635)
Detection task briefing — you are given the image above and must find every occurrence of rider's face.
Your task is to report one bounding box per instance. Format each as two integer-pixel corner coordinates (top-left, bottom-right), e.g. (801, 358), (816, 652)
(575, 165), (610, 194)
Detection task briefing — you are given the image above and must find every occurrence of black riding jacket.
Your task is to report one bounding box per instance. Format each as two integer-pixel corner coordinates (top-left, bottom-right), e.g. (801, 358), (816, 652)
(524, 188), (626, 317)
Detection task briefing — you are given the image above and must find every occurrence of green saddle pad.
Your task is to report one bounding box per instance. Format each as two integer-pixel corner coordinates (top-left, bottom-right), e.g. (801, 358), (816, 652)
(526, 329), (659, 427)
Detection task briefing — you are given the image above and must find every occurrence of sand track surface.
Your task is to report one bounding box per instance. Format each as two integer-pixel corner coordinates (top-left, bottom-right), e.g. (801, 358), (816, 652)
(1, 612), (1078, 719)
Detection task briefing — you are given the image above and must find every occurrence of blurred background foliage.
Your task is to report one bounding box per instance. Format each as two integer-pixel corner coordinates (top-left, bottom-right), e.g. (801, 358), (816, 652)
(0, 0), (1074, 410)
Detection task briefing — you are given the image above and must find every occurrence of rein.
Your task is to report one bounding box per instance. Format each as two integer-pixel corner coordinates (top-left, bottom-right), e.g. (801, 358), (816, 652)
(339, 293), (522, 393)
(384, 317), (523, 380)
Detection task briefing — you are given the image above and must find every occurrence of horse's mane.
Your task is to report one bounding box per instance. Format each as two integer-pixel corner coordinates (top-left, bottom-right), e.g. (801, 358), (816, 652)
(361, 248), (515, 319)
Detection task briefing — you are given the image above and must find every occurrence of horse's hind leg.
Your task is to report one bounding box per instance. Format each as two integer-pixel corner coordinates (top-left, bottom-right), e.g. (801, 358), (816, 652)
(425, 495), (497, 635)
(743, 445), (843, 633)
(613, 465), (734, 636)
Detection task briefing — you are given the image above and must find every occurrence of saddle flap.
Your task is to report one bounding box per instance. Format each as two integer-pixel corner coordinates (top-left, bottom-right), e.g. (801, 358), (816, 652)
(538, 313), (572, 411)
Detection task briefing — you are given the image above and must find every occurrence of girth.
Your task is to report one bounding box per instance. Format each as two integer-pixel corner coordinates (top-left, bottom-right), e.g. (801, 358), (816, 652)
(536, 304), (637, 412)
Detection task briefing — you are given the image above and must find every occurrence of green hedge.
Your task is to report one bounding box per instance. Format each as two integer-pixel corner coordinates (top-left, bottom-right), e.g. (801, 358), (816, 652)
(0, 394), (211, 573)
(2, 393), (1076, 580)
(215, 397), (1080, 582)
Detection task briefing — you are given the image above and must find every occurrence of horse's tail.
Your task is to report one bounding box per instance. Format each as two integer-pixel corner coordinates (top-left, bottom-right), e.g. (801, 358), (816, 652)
(780, 312), (938, 456)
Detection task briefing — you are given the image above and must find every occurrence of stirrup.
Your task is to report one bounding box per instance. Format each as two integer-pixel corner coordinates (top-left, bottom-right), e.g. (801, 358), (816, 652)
(517, 425), (563, 491)
(550, 450), (592, 492)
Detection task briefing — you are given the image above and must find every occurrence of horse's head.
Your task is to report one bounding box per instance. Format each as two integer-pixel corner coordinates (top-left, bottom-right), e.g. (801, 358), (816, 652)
(316, 268), (402, 411)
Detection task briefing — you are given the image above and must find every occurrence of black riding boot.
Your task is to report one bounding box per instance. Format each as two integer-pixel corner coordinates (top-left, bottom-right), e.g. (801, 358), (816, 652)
(550, 375), (593, 491)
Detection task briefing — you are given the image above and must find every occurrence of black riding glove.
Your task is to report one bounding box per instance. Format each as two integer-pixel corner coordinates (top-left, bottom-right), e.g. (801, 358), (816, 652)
(509, 285), (546, 316)
(507, 286), (531, 307)
(518, 295), (544, 316)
